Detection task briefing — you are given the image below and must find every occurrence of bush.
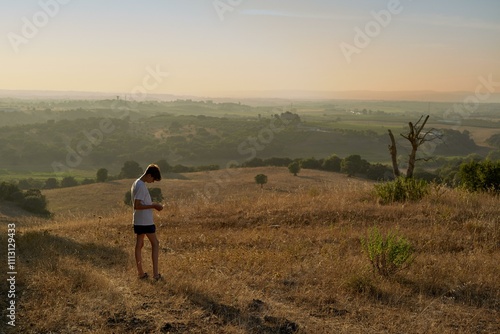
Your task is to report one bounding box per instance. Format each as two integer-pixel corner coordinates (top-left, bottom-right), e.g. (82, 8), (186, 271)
(22, 195), (49, 214)
(0, 184), (50, 215)
(254, 174), (268, 188)
(288, 161), (300, 176)
(300, 157), (321, 170)
(361, 227), (414, 277)
(81, 178), (96, 185)
(18, 178), (43, 190)
(44, 178), (59, 189)
(61, 176), (78, 188)
(0, 182), (20, 201)
(21, 189), (49, 215)
(366, 163), (392, 181)
(321, 155), (341, 172)
(10, 191), (25, 204)
(96, 168), (108, 182)
(459, 160), (500, 193)
(374, 177), (429, 203)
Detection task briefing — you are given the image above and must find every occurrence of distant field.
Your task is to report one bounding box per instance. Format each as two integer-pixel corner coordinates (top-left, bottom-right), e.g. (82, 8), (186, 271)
(0, 98), (498, 181)
(0, 169), (96, 183)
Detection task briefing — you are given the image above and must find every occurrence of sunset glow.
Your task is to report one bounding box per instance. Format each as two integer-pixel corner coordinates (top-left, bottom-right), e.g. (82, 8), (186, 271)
(1, 0), (499, 99)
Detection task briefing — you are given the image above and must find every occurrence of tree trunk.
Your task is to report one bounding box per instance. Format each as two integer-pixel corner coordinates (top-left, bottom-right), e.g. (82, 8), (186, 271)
(406, 143), (418, 179)
(404, 115), (429, 179)
(388, 130), (400, 178)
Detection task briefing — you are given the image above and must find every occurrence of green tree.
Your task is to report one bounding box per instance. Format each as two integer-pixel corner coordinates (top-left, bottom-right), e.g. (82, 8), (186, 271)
(322, 155), (342, 172)
(341, 154), (363, 177)
(96, 168), (108, 182)
(44, 178), (58, 189)
(288, 161), (301, 176)
(120, 161), (143, 179)
(300, 157), (321, 170)
(255, 174), (268, 188)
(61, 176), (78, 188)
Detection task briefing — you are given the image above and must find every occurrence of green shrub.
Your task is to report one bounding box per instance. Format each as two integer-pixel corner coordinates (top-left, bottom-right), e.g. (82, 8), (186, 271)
(374, 177), (429, 203)
(22, 196), (48, 214)
(254, 174), (268, 188)
(61, 176), (78, 188)
(459, 160), (500, 193)
(288, 161), (300, 176)
(0, 182), (20, 201)
(361, 227), (414, 277)
(21, 189), (49, 215)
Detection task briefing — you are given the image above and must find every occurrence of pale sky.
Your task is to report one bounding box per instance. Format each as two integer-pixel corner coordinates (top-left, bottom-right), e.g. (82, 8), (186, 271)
(1, 0), (499, 98)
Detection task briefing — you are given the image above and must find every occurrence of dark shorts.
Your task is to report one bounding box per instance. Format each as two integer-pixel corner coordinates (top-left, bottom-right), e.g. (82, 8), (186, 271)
(133, 224), (156, 235)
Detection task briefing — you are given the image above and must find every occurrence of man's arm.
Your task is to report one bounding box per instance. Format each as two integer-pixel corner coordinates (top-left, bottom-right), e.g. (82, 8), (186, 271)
(134, 199), (163, 211)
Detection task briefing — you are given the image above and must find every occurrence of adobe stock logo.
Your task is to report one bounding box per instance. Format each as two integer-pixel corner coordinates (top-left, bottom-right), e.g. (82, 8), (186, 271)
(443, 74), (500, 130)
(7, 0), (72, 54)
(213, 0), (243, 21)
(340, 0), (412, 64)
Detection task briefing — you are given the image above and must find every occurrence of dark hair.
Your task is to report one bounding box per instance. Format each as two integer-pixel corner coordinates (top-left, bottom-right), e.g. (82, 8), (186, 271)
(145, 164), (161, 181)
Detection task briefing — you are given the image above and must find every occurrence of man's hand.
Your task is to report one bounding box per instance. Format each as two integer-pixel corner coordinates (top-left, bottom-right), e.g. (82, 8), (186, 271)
(153, 203), (164, 211)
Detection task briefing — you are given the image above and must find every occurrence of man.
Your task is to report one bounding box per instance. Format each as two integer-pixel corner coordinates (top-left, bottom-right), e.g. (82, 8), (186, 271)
(131, 163), (164, 280)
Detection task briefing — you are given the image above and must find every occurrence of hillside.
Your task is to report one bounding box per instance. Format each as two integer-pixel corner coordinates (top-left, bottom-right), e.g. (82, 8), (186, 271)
(1, 98), (498, 172)
(42, 167), (369, 216)
(1, 167), (499, 333)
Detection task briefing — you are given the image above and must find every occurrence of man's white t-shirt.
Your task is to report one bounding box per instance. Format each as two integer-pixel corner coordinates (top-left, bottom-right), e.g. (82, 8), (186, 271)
(131, 179), (154, 226)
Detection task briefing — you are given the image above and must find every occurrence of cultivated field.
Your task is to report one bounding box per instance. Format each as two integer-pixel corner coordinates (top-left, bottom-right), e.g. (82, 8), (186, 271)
(1, 167), (499, 333)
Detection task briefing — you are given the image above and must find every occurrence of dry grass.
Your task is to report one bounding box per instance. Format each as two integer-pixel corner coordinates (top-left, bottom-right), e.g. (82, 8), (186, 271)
(1, 167), (499, 333)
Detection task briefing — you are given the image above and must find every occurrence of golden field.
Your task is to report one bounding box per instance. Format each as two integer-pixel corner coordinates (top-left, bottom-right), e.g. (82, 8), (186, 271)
(1, 167), (499, 333)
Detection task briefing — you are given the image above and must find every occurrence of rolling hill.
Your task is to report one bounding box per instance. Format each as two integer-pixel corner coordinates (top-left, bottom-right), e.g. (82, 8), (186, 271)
(1, 167), (498, 333)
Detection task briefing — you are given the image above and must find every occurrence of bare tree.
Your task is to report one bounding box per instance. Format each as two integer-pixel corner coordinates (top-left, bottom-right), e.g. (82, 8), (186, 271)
(388, 115), (441, 179)
(388, 129), (400, 178)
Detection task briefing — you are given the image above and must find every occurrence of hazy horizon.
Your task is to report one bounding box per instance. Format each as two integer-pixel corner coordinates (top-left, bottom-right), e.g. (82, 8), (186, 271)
(1, 1), (499, 99)
(2, 88), (500, 104)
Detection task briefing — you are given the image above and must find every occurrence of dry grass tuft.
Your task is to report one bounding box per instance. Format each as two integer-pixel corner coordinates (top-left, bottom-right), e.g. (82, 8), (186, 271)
(3, 167), (499, 333)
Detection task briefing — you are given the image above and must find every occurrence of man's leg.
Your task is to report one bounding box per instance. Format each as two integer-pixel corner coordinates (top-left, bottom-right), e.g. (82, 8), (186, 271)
(135, 234), (146, 277)
(146, 232), (159, 278)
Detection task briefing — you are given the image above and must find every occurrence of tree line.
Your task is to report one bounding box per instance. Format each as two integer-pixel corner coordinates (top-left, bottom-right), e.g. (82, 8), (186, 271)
(0, 112), (490, 172)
